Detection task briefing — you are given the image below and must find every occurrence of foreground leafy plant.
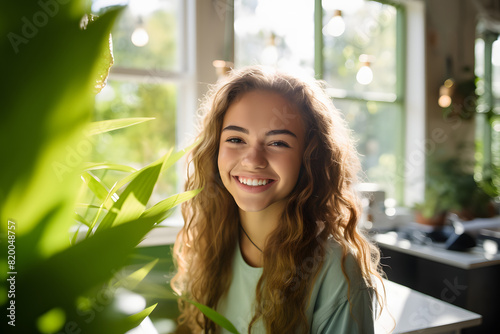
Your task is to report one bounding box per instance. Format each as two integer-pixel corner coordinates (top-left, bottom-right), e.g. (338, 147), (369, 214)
(0, 1), (192, 332)
(0, 1), (239, 332)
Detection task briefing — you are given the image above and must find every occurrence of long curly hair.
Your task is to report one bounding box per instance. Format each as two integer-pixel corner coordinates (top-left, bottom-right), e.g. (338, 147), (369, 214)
(171, 66), (384, 333)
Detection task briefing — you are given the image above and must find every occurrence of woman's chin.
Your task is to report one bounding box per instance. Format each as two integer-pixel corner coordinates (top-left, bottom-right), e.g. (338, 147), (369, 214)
(236, 203), (268, 213)
(235, 198), (287, 214)
(234, 198), (272, 213)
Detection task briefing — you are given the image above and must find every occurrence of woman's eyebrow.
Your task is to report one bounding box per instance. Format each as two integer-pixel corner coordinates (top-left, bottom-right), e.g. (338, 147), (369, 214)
(222, 125), (297, 138)
(265, 129), (297, 138)
(222, 125), (248, 134)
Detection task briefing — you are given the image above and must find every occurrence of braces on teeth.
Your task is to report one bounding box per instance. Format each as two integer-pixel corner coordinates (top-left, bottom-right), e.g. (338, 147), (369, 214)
(238, 177), (271, 186)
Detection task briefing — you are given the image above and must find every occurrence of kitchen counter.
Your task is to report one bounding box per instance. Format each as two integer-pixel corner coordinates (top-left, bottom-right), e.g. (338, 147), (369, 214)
(375, 229), (500, 333)
(374, 231), (500, 269)
(378, 279), (481, 334)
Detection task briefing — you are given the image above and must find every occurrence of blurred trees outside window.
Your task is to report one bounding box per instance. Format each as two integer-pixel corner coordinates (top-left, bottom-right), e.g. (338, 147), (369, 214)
(234, 0), (404, 200)
(234, 0), (315, 75)
(91, 0), (184, 204)
(475, 33), (500, 198)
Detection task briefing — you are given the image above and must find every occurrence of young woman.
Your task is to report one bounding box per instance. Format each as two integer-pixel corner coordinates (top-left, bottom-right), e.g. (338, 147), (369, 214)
(172, 66), (384, 333)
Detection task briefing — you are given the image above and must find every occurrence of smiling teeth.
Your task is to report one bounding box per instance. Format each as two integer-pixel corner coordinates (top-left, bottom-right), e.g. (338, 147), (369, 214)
(238, 177), (270, 186)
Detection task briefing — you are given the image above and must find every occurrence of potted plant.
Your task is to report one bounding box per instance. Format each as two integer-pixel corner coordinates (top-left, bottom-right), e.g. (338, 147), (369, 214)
(414, 156), (496, 226)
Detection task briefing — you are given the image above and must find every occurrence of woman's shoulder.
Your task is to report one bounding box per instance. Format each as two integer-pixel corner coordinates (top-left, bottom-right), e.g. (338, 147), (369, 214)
(316, 238), (367, 291)
(306, 238), (373, 329)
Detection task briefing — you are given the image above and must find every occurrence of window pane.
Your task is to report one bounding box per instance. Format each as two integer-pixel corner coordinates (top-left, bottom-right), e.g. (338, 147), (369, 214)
(234, 0), (403, 199)
(93, 80), (177, 200)
(322, 0), (397, 95)
(234, 0), (315, 75)
(94, 0), (181, 71)
(334, 99), (402, 198)
(475, 36), (500, 197)
(493, 37), (500, 100)
(493, 37), (500, 194)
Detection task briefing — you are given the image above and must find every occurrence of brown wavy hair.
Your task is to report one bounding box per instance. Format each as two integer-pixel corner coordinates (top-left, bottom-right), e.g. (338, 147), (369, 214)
(172, 66), (385, 333)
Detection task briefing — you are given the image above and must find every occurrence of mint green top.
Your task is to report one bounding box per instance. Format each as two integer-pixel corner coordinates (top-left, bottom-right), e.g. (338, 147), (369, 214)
(217, 240), (375, 333)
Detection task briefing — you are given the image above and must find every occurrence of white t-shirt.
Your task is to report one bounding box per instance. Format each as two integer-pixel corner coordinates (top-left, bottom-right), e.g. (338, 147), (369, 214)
(217, 240), (375, 333)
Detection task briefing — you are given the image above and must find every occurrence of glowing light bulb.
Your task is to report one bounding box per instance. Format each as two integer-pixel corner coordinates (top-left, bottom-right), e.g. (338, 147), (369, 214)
(438, 79), (454, 108)
(356, 65), (373, 85)
(131, 27), (149, 47)
(261, 33), (279, 66)
(323, 10), (345, 37)
(438, 94), (452, 108)
(322, 0), (364, 14)
(261, 45), (278, 65)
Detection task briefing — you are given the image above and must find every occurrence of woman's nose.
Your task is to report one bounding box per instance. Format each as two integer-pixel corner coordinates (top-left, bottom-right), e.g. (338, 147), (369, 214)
(241, 146), (267, 169)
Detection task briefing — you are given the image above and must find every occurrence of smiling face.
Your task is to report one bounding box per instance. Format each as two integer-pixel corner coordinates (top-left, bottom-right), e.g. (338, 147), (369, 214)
(217, 90), (306, 213)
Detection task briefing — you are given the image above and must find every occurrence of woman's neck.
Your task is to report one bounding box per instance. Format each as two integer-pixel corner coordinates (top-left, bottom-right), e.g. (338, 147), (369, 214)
(238, 200), (285, 267)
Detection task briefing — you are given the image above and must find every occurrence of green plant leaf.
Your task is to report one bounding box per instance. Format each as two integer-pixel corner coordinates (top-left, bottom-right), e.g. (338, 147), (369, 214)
(17, 215), (159, 322)
(187, 300), (240, 334)
(74, 301), (159, 334)
(131, 282), (180, 300)
(90, 143), (193, 234)
(71, 224), (82, 245)
(36, 307), (66, 334)
(94, 154), (168, 233)
(83, 162), (137, 173)
(161, 138), (200, 174)
(81, 171), (116, 208)
(106, 303), (158, 334)
(0, 5), (124, 248)
(75, 212), (92, 227)
(85, 117), (155, 136)
(126, 303), (158, 326)
(87, 149), (173, 236)
(75, 203), (103, 210)
(86, 143), (197, 234)
(141, 188), (202, 221)
(114, 259), (159, 291)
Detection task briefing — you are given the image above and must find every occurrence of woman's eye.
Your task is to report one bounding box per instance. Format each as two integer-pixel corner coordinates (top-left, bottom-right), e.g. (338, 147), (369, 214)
(226, 137), (243, 144)
(270, 141), (290, 148)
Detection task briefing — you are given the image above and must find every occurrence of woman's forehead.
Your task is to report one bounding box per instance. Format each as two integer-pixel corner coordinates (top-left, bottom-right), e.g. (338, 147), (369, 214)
(222, 90), (305, 135)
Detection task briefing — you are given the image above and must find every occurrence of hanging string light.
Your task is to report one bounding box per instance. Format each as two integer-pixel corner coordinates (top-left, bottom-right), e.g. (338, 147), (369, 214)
(323, 10), (345, 37)
(261, 32), (279, 66)
(356, 54), (374, 85)
(438, 57), (454, 108)
(438, 79), (455, 108)
(131, 17), (149, 47)
(213, 60), (234, 78)
(213, 0), (234, 78)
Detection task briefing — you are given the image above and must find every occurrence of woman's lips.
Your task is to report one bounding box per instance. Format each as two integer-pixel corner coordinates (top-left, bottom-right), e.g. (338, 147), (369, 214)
(233, 176), (276, 193)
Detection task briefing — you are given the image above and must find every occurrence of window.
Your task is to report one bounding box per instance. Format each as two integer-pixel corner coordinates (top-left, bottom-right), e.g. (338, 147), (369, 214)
(234, 0), (315, 75)
(320, 1), (404, 202)
(91, 0), (192, 206)
(475, 32), (500, 198)
(234, 0), (404, 201)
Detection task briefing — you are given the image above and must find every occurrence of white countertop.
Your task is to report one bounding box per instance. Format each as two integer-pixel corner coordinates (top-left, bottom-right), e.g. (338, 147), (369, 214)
(374, 231), (500, 269)
(377, 280), (481, 334)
